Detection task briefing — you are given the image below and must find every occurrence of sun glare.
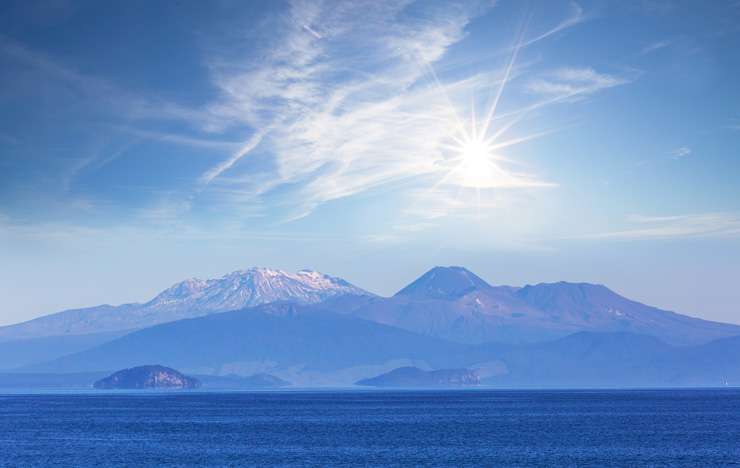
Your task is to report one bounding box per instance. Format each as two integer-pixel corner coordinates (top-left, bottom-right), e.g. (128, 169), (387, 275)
(457, 138), (495, 188)
(427, 28), (535, 191)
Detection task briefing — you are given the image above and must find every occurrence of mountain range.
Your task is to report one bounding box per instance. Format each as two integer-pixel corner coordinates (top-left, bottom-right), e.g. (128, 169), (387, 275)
(3, 265), (740, 387)
(0, 267), (371, 341)
(27, 303), (469, 385)
(341, 267), (740, 346)
(23, 304), (740, 387)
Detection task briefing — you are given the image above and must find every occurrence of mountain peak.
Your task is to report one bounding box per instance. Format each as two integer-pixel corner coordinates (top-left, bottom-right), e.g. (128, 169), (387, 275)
(515, 281), (637, 323)
(517, 282), (617, 304)
(150, 277), (209, 304)
(394, 266), (492, 300)
(225, 267), (288, 278)
(147, 267), (371, 312)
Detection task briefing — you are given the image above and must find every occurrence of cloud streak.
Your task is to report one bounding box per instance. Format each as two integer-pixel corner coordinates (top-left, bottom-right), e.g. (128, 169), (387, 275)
(641, 39), (672, 55)
(0, 36), (218, 130)
(197, 0), (605, 221)
(198, 1), (490, 205)
(670, 146), (692, 158)
(199, 129), (269, 185)
(526, 67), (631, 99)
(586, 213), (740, 240)
(1, 1), (620, 231)
(521, 1), (586, 47)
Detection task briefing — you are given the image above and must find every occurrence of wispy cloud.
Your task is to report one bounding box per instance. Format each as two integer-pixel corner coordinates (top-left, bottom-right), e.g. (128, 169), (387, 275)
(198, 129), (269, 185)
(113, 126), (242, 151)
(198, 2), (486, 204)
(526, 67), (632, 99)
(522, 1), (587, 46)
(1, 1), (610, 230)
(196, 0), (600, 221)
(0, 35), (221, 131)
(670, 146), (692, 158)
(641, 39), (672, 55)
(586, 213), (740, 240)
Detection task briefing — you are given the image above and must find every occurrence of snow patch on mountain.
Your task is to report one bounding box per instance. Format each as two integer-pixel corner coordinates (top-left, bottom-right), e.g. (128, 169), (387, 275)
(146, 267), (369, 312)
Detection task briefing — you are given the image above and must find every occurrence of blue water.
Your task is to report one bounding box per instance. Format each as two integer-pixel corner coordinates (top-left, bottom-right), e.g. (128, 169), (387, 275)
(2, 389), (740, 466)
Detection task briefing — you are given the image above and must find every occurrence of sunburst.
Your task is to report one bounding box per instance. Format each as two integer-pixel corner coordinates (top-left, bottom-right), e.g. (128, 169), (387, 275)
(428, 27), (552, 193)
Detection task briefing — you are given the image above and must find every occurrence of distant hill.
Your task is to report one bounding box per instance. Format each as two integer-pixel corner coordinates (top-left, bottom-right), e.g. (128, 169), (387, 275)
(513, 281), (737, 346)
(0, 268), (373, 341)
(0, 371), (107, 389)
(469, 331), (740, 388)
(93, 365), (200, 389)
(6, 265), (740, 379)
(21, 316), (740, 388)
(29, 304), (469, 386)
(395, 266), (494, 300)
(0, 331), (129, 370)
(196, 373), (291, 389)
(345, 267), (740, 346)
(474, 332), (675, 387)
(0, 371), (289, 390)
(356, 366), (480, 388)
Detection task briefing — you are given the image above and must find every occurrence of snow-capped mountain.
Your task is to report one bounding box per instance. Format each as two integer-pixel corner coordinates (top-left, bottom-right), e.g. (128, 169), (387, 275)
(0, 268), (372, 341)
(5, 264), (740, 357)
(146, 268), (368, 312)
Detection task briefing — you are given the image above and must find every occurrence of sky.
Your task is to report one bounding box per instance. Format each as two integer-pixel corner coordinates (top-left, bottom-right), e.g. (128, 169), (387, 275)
(1, 0), (740, 326)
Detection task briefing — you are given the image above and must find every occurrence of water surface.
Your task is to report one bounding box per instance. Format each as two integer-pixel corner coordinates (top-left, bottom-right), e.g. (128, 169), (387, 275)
(1, 389), (739, 466)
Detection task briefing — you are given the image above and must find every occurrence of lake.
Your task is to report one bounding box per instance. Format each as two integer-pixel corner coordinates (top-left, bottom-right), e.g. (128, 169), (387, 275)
(1, 389), (739, 466)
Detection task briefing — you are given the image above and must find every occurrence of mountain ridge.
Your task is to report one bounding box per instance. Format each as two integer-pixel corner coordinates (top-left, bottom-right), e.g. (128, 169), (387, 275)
(25, 312), (740, 387)
(26, 304), (471, 386)
(345, 266), (740, 346)
(394, 266), (496, 299)
(4, 265), (739, 353)
(0, 267), (373, 341)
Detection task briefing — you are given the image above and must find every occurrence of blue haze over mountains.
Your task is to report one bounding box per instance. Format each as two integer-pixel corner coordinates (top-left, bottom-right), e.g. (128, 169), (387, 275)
(3, 266), (740, 387)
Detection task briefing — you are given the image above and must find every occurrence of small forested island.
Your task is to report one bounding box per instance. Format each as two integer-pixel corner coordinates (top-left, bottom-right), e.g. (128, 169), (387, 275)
(356, 366), (480, 388)
(93, 365), (200, 389)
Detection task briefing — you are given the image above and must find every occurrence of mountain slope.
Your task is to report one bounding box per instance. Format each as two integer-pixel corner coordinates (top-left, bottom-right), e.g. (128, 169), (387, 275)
(6, 265), (739, 356)
(350, 266), (564, 344)
(28, 320), (740, 388)
(356, 366), (480, 387)
(0, 331), (130, 370)
(515, 282), (740, 345)
(347, 267), (740, 346)
(29, 303), (469, 386)
(0, 268), (372, 341)
(473, 331), (740, 387)
(474, 332), (675, 387)
(395, 266), (494, 300)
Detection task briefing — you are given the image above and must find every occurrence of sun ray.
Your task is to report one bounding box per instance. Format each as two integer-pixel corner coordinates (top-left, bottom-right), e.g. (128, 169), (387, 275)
(487, 129), (555, 152)
(415, 55), (470, 142)
(479, 19), (529, 139)
(471, 98), (477, 141)
(414, 14), (555, 198)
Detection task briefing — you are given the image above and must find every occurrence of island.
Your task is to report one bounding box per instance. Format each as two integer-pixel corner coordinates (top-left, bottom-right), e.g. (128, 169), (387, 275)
(93, 365), (200, 389)
(356, 366), (480, 388)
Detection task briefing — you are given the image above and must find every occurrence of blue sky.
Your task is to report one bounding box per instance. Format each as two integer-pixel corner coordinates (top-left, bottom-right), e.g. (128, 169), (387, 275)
(2, 0), (740, 326)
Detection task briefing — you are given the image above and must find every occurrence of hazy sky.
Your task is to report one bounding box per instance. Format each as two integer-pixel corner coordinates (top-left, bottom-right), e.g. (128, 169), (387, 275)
(2, 0), (740, 326)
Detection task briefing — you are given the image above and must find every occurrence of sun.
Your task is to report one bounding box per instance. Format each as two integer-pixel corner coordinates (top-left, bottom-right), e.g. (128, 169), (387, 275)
(453, 138), (494, 188)
(439, 126), (545, 190)
(460, 139), (490, 168)
(426, 29), (553, 192)
(436, 132), (498, 189)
